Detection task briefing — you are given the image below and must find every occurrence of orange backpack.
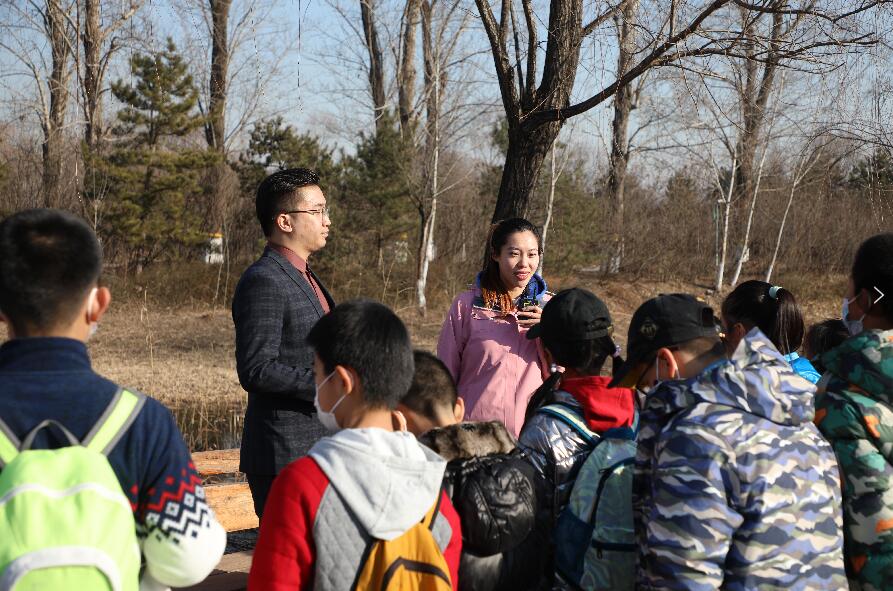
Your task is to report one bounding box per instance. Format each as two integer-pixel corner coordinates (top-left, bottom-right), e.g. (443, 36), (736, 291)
(352, 494), (453, 591)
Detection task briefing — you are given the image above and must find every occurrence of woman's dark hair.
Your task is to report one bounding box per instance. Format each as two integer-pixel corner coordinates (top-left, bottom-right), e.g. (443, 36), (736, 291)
(852, 233), (893, 322)
(479, 218), (542, 312)
(522, 335), (621, 426)
(804, 319), (849, 367)
(721, 280), (804, 355)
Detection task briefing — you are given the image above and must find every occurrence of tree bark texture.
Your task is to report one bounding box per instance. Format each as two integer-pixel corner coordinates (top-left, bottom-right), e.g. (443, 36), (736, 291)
(416, 0), (439, 312)
(398, 0), (420, 136)
(42, 0), (73, 207)
(360, 0), (387, 133)
(733, 9), (782, 205)
(82, 0), (101, 150)
(207, 0), (232, 152)
(479, 0), (583, 222)
(606, 0), (639, 271)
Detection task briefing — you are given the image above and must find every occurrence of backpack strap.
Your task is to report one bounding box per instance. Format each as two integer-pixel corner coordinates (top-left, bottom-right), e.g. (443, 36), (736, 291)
(0, 417), (22, 468)
(424, 488), (443, 530)
(539, 404), (597, 444)
(83, 388), (146, 456)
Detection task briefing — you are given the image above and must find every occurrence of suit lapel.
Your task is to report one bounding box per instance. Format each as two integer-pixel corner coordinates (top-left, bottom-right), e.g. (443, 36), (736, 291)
(308, 267), (335, 309)
(264, 249), (325, 318)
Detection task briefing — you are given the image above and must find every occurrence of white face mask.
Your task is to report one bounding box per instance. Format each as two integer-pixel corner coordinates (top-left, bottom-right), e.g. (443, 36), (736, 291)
(314, 370), (347, 431)
(842, 294), (866, 336)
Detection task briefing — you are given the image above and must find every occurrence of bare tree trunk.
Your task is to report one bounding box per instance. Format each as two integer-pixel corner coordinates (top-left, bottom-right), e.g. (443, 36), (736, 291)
(82, 0), (101, 150)
(715, 156), (736, 292)
(539, 142), (557, 275)
(81, 0), (143, 153)
(606, 0), (638, 273)
(398, 0), (420, 136)
(730, 142), (769, 286)
(360, 0), (387, 133)
(493, 122), (563, 221)
(206, 0), (231, 152)
(733, 10), (782, 205)
(477, 0), (584, 222)
(416, 0), (439, 313)
(765, 147), (818, 282)
(765, 177), (797, 283)
(43, 0), (73, 208)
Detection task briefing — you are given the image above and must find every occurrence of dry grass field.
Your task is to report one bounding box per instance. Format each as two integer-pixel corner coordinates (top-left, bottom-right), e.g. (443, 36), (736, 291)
(66, 271), (846, 451)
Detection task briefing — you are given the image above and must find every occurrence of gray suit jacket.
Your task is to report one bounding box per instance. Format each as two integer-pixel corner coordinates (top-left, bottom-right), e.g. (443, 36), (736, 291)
(232, 247), (334, 474)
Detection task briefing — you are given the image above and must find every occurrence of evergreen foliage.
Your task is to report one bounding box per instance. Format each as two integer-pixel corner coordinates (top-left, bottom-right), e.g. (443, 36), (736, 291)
(85, 39), (218, 270)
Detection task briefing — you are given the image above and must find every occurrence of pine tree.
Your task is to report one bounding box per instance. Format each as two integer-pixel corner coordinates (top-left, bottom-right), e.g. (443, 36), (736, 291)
(236, 117), (338, 196)
(87, 38), (218, 271)
(339, 115), (415, 273)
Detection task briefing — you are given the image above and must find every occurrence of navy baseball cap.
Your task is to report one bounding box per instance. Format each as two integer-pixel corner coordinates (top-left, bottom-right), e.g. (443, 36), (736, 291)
(609, 293), (721, 388)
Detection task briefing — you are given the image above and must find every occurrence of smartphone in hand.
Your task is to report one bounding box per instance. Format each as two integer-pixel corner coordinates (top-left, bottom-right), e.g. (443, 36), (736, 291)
(518, 297), (537, 317)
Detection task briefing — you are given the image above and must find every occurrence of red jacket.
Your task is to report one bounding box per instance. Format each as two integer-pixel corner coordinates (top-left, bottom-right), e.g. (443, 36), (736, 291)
(249, 456), (463, 590)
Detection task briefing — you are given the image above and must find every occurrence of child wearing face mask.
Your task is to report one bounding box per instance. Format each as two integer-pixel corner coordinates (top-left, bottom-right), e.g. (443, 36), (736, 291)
(611, 293), (846, 589)
(249, 299), (463, 591)
(814, 233), (893, 590)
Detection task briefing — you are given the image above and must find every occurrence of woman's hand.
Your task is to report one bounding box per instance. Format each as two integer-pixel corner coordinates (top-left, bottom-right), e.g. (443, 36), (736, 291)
(517, 305), (542, 328)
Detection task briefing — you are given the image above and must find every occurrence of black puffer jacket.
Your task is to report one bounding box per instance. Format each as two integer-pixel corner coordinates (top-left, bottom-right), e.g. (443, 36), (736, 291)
(421, 421), (548, 591)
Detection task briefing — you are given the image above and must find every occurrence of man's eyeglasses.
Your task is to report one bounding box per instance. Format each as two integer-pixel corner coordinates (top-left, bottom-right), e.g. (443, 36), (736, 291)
(280, 206), (330, 219)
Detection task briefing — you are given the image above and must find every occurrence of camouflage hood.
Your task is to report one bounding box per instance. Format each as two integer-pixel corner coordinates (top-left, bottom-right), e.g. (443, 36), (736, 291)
(635, 327), (846, 589)
(646, 327), (816, 426)
(821, 329), (893, 403)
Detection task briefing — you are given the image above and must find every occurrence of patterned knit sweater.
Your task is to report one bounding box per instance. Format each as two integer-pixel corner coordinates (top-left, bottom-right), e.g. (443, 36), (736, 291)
(0, 338), (226, 589)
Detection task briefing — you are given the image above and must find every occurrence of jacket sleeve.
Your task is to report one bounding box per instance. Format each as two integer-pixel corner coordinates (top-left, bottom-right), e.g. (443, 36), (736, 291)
(439, 490), (463, 590)
(249, 457), (327, 591)
(233, 270), (314, 398)
(134, 402), (226, 588)
(437, 294), (468, 383)
(639, 420), (743, 591)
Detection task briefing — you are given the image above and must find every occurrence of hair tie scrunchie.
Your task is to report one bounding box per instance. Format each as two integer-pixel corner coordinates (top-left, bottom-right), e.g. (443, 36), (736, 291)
(768, 286), (782, 299)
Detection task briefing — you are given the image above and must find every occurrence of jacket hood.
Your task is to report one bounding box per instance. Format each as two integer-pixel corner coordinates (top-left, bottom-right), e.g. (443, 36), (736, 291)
(560, 375), (635, 432)
(647, 328), (816, 426)
(821, 329), (893, 403)
(420, 421), (517, 462)
(473, 271), (548, 304)
(309, 428), (447, 540)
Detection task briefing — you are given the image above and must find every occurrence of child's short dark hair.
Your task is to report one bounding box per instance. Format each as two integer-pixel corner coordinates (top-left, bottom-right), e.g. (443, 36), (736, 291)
(307, 299), (414, 409)
(401, 350), (457, 420)
(805, 319), (849, 361)
(0, 209), (102, 333)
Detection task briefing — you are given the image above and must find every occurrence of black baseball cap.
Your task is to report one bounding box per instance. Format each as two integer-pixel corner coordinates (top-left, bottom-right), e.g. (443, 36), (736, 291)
(526, 288), (613, 342)
(609, 293), (721, 388)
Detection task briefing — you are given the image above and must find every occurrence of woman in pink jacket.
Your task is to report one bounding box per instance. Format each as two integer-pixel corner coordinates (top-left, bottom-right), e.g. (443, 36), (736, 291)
(437, 218), (550, 437)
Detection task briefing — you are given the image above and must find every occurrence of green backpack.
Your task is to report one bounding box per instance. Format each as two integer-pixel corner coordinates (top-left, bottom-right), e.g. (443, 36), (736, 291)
(0, 388), (145, 591)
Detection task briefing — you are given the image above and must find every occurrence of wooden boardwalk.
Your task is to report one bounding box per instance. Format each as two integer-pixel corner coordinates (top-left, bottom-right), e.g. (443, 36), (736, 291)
(178, 449), (254, 591)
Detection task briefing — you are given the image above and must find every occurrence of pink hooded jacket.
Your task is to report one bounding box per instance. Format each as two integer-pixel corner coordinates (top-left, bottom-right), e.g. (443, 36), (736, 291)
(437, 277), (550, 437)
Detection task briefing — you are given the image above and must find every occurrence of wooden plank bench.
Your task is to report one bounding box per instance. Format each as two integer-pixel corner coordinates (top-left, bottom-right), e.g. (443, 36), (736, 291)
(177, 449), (255, 591)
(193, 449), (259, 534)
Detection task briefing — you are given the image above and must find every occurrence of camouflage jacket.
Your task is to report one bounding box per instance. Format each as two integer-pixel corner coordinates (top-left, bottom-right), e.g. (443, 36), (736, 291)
(815, 329), (893, 591)
(635, 328), (847, 590)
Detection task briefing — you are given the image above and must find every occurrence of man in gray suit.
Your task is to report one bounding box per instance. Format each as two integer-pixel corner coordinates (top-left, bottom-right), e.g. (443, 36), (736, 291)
(232, 168), (334, 518)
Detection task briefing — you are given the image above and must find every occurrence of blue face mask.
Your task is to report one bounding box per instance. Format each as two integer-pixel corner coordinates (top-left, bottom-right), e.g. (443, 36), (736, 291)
(842, 294), (866, 337)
